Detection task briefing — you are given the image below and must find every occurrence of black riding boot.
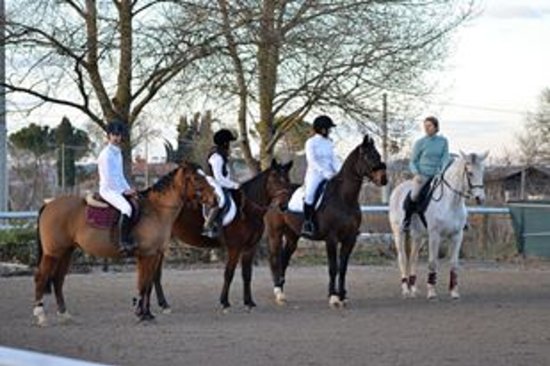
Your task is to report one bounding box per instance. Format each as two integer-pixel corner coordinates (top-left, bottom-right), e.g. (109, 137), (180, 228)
(301, 203), (315, 237)
(118, 214), (135, 257)
(202, 206), (222, 238)
(401, 194), (416, 232)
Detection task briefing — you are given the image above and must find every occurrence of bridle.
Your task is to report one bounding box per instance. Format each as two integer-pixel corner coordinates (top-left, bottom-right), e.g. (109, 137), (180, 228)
(435, 160), (484, 200)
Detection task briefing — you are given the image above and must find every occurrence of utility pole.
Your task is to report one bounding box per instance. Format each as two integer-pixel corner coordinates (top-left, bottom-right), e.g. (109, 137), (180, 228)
(381, 93), (389, 204)
(0, 0), (7, 211)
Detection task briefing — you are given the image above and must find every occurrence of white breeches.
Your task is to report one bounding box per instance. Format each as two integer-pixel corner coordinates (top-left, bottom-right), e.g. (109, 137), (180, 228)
(304, 171), (325, 205)
(205, 176), (226, 208)
(411, 175), (430, 202)
(100, 190), (132, 217)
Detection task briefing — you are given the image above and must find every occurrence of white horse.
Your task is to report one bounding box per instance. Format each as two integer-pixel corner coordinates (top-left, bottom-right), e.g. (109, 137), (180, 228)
(388, 151), (488, 300)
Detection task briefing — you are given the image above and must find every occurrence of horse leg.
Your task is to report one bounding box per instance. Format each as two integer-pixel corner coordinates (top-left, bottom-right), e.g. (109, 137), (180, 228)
(337, 236), (357, 305)
(325, 237), (340, 307)
(53, 248), (75, 321)
(220, 246), (240, 310)
(152, 253), (172, 314)
(408, 236), (424, 298)
(393, 227), (410, 298)
(427, 231), (441, 300)
(267, 227), (286, 305)
(240, 247), (257, 309)
(448, 231), (464, 300)
(280, 232), (299, 285)
(135, 254), (161, 321)
(33, 254), (58, 327)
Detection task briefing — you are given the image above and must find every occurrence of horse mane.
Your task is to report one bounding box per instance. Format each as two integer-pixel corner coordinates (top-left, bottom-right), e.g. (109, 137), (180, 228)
(139, 168), (179, 196)
(138, 161), (202, 197)
(324, 145), (360, 198)
(240, 168), (270, 205)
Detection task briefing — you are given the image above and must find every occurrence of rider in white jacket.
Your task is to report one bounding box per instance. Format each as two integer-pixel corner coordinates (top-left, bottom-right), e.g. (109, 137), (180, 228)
(97, 120), (136, 256)
(302, 115), (341, 236)
(202, 128), (240, 238)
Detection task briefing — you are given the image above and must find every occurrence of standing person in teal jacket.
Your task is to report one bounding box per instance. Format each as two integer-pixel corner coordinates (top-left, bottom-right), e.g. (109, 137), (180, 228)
(402, 116), (450, 231)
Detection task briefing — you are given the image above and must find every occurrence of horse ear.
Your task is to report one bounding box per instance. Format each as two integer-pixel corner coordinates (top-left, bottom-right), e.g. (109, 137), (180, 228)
(479, 150), (489, 162)
(459, 150), (468, 160)
(362, 134), (371, 146)
(270, 159), (278, 169)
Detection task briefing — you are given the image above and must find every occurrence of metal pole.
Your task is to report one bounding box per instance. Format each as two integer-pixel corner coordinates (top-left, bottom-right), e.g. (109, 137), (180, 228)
(0, 0), (7, 211)
(381, 93), (389, 203)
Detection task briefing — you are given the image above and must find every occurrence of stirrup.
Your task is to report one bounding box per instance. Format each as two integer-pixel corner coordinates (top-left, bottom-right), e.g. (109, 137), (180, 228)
(118, 241), (136, 257)
(202, 226), (220, 239)
(301, 221), (315, 237)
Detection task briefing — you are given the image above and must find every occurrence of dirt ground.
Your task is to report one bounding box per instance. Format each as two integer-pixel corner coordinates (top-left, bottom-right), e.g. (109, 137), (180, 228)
(1, 262), (550, 366)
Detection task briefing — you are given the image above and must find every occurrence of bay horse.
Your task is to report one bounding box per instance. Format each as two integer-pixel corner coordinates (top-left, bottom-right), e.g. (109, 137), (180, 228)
(389, 151), (488, 299)
(152, 159), (293, 310)
(264, 135), (388, 307)
(33, 161), (217, 325)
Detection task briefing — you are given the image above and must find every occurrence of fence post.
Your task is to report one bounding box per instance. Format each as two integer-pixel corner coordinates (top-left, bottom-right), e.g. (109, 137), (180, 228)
(481, 214), (490, 259)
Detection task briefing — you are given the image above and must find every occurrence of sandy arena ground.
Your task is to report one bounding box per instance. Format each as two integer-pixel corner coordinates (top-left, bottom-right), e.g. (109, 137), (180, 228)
(1, 262), (549, 366)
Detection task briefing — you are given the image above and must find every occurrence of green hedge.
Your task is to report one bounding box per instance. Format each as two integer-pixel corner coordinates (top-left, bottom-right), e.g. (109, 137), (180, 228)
(0, 227), (37, 265)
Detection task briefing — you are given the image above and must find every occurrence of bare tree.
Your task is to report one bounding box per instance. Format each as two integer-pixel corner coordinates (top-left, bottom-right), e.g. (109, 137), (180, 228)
(195, 0), (477, 168)
(517, 88), (550, 165)
(3, 0), (218, 173)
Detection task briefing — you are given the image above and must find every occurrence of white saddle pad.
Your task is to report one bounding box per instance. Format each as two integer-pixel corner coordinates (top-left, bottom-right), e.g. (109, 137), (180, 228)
(287, 186), (324, 213)
(204, 176), (237, 226)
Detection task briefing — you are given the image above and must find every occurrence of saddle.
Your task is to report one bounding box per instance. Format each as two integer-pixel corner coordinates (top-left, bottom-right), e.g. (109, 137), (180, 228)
(287, 179), (328, 215)
(85, 193), (139, 229)
(403, 176), (437, 229)
(202, 188), (237, 226)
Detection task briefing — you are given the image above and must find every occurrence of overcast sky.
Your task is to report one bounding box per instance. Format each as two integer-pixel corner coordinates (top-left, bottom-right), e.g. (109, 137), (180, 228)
(6, 0), (550, 163)
(415, 0), (550, 161)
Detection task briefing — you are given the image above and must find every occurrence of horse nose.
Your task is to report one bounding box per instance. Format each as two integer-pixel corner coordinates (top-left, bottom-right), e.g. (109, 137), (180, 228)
(475, 196), (484, 205)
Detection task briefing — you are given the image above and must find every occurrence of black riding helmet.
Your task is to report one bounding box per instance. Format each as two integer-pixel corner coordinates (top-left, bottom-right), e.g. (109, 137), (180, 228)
(213, 128), (237, 146)
(313, 115), (336, 133)
(106, 119), (127, 136)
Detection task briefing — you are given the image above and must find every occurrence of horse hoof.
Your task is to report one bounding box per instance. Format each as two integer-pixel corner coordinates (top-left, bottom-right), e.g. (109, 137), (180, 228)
(427, 292), (438, 300)
(410, 287), (419, 298)
(329, 295), (342, 308)
(401, 288), (411, 299)
(161, 307), (172, 315)
(244, 305), (255, 313)
(274, 287), (287, 305)
(244, 301), (257, 308)
(57, 311), (73, 324)
(450, 289), (460, 300)
(33, 306), (48, 327)
(140, 312), (155, 321)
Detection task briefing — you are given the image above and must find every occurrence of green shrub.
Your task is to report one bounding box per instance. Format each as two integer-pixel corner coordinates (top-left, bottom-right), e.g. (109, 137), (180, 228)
(0, 227), (37, 265)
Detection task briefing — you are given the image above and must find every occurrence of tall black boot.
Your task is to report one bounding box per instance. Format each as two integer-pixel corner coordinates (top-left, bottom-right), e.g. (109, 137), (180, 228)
(202, 206), (221, 238)
(118, 214), (135, 257)
(401, 194), (416, 232)
(301, 203), (315, 237)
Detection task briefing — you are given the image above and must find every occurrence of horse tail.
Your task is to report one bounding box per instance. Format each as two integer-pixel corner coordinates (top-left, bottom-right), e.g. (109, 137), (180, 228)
(36, 204), (53, 294)
(35, 204), (46, 268)
(404, 230), (411, 261)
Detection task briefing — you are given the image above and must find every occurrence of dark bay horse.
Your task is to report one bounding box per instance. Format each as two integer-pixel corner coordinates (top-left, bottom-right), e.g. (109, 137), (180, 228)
(264, 135), (387, 307)
(152, 159), (293, 310)
(33, 161), (217, 325)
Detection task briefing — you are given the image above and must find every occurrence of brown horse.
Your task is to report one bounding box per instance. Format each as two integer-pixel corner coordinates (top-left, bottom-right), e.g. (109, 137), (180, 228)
(33, 161), (217, 325)
(264, 135), (387, 307)
(152, 159), (293, 310)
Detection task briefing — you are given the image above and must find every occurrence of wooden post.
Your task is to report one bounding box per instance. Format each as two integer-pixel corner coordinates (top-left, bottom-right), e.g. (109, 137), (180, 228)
(481, 214), (490, 259)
